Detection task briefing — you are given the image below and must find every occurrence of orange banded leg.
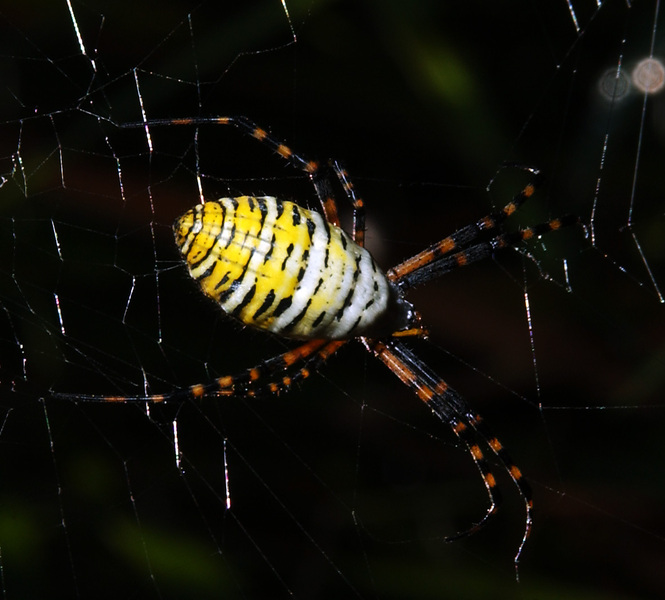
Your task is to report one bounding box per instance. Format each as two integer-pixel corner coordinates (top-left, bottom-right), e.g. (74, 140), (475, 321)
(330, 159), (366, 247)
(123, 116), (320, 177)
(393, 214), (579, 289)
(51, 339), (346, 403)
(118, 115), (348, 230)
(387, 171), (544, 285)
(225, 339), (348, 398)
(363, 338), (532, 576)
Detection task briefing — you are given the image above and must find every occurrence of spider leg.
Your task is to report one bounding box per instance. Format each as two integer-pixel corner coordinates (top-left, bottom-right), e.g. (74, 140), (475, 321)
(51, 339), (347, 403)
(227, 339), (348, 398)
(395, 214), (580, 289)
(362, 337), (532, 576)
(117, 116), (347, 228)
(330, 160), (366, 247)
(387, 170), (544, 284)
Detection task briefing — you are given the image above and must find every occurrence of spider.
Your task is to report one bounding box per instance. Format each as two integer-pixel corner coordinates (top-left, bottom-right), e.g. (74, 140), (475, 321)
(53, 115), (577, 578)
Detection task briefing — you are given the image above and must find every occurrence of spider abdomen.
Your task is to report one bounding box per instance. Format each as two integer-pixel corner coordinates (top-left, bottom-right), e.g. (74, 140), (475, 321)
(174, 196), (412, 340)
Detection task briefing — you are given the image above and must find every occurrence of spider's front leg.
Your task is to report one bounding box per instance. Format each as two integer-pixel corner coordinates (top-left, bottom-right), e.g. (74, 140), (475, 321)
(363, 338), (533, 578)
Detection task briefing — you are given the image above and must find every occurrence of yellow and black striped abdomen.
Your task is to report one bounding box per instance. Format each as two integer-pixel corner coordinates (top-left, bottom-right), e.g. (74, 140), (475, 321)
(174, 197), (412, 340)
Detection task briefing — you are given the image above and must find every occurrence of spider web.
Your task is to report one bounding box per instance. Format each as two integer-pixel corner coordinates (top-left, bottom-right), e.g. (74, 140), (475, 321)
(0, 0), (664, 598)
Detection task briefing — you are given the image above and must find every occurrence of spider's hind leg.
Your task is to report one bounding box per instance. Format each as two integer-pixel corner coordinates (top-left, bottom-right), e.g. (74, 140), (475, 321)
(330, 159), (366, 247)
(213, 339), (348, 398)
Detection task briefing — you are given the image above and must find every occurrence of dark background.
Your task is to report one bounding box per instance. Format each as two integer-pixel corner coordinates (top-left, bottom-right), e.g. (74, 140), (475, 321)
(0, 1), (663, 598)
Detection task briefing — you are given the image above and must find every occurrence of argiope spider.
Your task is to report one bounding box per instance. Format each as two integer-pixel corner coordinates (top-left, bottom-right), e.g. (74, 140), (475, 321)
(53, 115), (577, 578)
